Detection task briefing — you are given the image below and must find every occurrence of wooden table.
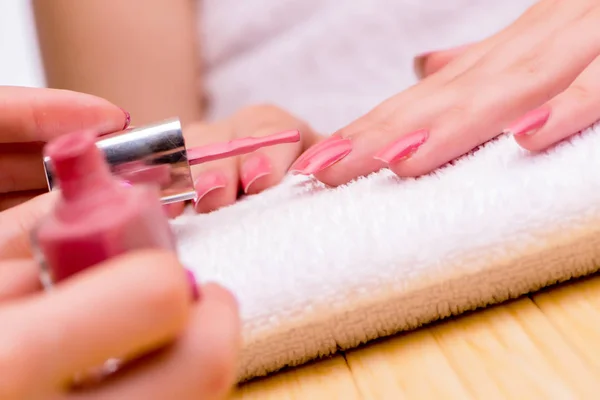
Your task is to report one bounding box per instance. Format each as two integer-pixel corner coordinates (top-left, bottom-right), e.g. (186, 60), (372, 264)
(232, 274), (600, 399)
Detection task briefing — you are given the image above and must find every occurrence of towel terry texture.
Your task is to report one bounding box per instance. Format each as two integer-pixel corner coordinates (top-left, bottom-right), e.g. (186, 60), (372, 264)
(172, 122), (600, 382)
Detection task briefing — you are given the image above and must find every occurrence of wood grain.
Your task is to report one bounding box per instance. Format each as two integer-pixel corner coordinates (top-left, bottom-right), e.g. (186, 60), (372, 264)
(232, 275), (600, 399)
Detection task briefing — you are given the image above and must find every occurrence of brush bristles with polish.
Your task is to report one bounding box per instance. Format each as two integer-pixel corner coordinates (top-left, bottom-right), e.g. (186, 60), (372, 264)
(187, 130), (300, 166)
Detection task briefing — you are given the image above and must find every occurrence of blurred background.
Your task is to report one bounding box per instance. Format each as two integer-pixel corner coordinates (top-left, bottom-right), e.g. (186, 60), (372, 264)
(0, 2), (44, 87)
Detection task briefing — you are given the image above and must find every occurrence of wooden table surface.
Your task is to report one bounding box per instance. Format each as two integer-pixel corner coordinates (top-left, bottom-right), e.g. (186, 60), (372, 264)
(232, 274), (600, 399)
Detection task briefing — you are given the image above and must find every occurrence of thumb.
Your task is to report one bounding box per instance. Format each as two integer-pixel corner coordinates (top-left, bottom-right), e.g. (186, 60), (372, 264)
(0, 192), (58, 261)
(413, 43), (472, 79)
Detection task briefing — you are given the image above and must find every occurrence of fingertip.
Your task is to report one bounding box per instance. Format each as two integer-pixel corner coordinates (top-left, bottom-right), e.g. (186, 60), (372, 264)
(162, 203), (185, 219)
(240, 153), (274, 195)
(119, 108), (131, 130)
(201, 283), (240, 316)
(311, 151), (381, 187)
(513, 134), (554, 153)
(192, 170), (236, 214)
(185, 269), (201, 302)
(387, 161), (437, 178)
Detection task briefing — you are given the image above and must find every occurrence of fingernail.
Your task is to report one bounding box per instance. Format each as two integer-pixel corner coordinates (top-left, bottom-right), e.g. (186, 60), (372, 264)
(193, 171), (228, 210)
(289, 136), (352, 175)
(374, 129), (429, 165)
(185, 268), (201, 302)
(120, 108), (131, 130)
(241, 154), (272, 194)
(289, 135), (341, 171)
(162, 203), (180, 219)
(503, 106), (551, 137)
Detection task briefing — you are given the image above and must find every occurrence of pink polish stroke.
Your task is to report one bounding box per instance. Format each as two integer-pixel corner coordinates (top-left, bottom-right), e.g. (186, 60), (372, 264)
(187, 129), (300, 166)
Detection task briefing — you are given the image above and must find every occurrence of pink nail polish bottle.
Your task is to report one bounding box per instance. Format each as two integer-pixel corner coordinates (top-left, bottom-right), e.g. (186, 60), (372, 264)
(42, 118), (300, 205)
(31, 130), (176, 287)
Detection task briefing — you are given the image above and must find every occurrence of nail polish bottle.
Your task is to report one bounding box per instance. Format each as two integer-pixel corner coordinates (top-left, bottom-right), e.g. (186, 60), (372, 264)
(42, 118), (300, 205)
(31, 130), (176, 287)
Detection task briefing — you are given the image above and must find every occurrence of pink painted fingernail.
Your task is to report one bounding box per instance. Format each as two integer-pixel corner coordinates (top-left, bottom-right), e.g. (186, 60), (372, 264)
(241, 154), (272, 194)
(193, 171), (228, 210)
(120, 108), (131, 130)
(185, 268), (200, 302)
(289, 136), (352, 175)
(504, 106), (551, 137)
(289, 135), (341, 172)
(162, 203), (181, 219)
(374, 129), (429, 164)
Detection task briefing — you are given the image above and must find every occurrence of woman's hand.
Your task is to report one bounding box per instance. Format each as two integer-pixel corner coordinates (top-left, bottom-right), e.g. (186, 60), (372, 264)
(0, 198), (240, 400)
(289, 0), (600, 185)
(167, 104), (320, 217)
(0, 86), (129, 211)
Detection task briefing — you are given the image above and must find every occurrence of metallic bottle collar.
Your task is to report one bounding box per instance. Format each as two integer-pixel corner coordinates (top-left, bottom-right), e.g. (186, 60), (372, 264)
(43, 118), (196, 204)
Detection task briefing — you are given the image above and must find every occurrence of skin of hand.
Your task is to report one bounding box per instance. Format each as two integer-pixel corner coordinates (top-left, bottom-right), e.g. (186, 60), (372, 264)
(0, 183), (241, 400)
(0, 86), (241, 399)
(0, 86), (129, 212)
(288, 0), (600, 185)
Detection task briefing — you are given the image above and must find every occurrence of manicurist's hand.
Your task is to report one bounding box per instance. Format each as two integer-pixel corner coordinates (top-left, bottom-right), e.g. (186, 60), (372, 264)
(289, 0), (600, 185)
(0, 198), (241, 400)
(0, 86), (130, 211)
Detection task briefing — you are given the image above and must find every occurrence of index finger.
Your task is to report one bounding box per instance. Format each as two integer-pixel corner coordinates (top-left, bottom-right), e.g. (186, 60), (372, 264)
(0, 86), (129, 143)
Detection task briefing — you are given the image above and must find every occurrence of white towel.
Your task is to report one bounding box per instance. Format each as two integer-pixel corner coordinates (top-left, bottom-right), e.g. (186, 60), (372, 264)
(172, 122), (600, 382)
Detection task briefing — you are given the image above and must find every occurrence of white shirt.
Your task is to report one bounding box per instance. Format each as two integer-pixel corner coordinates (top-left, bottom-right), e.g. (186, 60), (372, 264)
(199, 0), (537, 133)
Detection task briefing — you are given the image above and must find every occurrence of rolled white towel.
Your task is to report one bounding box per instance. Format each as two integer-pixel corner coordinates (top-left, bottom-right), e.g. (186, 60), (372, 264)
(173, 121), (600, 381)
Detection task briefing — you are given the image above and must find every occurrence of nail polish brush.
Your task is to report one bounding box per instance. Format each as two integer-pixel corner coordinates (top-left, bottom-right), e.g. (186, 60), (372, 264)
(42, 118), (300, 204)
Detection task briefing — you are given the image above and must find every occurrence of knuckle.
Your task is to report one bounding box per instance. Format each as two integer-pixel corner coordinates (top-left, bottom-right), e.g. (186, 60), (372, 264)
(365, 117), (398, 139)
(435, 102), (475, 132)
(440, 103), (470, 122)
(512, 50), (544, 79)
